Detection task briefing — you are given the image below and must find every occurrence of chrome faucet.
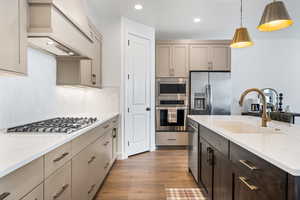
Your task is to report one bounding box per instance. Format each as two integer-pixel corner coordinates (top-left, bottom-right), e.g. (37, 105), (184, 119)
(239, 88), (271, 127)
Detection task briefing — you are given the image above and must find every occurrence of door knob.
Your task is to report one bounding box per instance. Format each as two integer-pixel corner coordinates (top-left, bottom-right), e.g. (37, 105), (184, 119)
(146, 107), (151, 111)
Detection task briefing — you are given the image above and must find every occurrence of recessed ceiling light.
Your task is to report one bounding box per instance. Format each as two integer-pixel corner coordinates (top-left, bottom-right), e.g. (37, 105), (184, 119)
(134, 4), (143, 10)
(194, 18), (201, 23)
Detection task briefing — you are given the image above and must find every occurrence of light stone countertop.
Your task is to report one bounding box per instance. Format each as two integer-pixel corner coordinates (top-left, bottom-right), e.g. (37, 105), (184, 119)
(0, 113), (119, 178)
(188, 115), (300, 176)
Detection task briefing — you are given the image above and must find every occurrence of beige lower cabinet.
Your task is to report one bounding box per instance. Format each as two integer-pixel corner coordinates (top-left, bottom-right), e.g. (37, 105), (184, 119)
(156, 132), (188, 146)
(71, 147), (90, 200)
(0, 157), (43, 200)
(44, 142), (72, 178)
(72, 131), (113, 200)
(20, 183), (43, 200)
(0, 117), (118, 200)
(44, 161), (71, 200)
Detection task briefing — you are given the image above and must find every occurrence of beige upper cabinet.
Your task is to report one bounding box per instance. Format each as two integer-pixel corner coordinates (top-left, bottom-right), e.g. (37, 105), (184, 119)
(0, 0), (27, 75)
(89, 22), (102, 88)
(210, 45), (231, 71)
(189, 45), (210, 71)
(156, 45), (172, 77)
(156, 44), (188, 77)
(189, 44), (231, 71)
(173, 45), (189, 77)
(57, 58), (99, 87)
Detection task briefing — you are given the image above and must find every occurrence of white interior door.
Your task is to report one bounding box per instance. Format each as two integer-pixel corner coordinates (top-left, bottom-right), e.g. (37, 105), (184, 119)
(126, 34), (151, 156)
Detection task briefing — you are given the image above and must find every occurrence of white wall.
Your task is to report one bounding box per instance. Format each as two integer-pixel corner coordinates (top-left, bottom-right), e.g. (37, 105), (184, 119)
(231, 39), (300, 114)
(0, 48), (119, 129)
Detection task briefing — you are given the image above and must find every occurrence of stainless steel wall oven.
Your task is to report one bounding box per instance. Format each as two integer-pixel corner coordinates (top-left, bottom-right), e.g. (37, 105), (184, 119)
(156, 78), (188, 132)
(156, 107), (187, 132)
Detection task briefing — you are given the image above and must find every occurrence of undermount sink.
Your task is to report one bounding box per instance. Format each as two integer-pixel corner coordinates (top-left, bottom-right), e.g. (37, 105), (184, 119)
(214, 120), (282, 134)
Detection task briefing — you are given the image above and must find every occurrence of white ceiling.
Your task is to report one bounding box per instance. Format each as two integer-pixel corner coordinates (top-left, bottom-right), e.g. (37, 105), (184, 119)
(87, 0), (299, 40)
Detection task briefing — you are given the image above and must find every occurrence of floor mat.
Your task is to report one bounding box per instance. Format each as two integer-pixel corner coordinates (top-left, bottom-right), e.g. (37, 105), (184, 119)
(166, 188), (206, 200)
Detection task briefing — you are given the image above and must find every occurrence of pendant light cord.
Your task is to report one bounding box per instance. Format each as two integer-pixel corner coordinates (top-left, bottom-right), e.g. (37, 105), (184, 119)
(240, 0), (243, 27)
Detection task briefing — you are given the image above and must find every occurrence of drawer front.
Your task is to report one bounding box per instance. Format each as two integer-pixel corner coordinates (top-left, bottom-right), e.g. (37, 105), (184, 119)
(200, 126), (228, 156)
(99, 121), (112, 133)
(234, 164), (286, 200)
(0, 157), (43, 200)
(21, 183), (43, 200)
(231, 142), (286, 198)
(44, 161), (71, 200)
(156, 133), (188, 146)
(45, 142), (71, 178)
(72, 125), (106, 156)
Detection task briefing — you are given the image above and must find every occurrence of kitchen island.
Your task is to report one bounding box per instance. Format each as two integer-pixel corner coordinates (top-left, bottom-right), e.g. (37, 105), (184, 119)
(188, 115), (300, 200)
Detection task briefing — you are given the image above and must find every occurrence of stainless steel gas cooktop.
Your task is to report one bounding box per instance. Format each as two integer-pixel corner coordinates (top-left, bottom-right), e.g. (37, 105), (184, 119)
(7, 117), (98, 134)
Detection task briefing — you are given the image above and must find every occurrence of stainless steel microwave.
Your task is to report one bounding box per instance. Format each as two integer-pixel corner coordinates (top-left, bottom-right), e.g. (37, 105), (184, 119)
(156, 78), (187, 97)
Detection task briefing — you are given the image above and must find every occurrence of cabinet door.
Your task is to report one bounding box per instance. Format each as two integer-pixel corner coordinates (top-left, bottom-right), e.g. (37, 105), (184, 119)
(21, 183), (43, 200)
(156, 45), (172, 77)
(173, 45), (188, 77)
(200, 139), (214, 199)
(72, 148), (90, 200)
(80, 59), (93, 86)
(189, 45), (210, 71)
(44, 162), (71, 200)
(91, 35), (102, 88)
(214, 150), (233, 200)
(211, 46), (231, 71)
(87, 138), (106, 199)
(0, 0), (27, 75)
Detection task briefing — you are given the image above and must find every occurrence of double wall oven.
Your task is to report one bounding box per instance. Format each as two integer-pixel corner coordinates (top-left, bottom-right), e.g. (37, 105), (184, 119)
(156, 78), (188, 132)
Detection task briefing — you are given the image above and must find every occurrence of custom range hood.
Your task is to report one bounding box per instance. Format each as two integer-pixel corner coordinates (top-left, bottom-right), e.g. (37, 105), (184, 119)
(28, 0), (93, 58)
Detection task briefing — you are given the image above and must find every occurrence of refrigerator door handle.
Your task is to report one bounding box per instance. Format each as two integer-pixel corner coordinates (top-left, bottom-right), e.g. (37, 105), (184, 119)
(205, 84), (212, 114)
(208, 84), (212, 114)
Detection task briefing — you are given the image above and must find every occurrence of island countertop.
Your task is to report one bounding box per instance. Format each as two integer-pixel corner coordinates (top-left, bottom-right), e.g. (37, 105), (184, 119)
(0, 113), (119, 179)
(188, 115), (300, 176)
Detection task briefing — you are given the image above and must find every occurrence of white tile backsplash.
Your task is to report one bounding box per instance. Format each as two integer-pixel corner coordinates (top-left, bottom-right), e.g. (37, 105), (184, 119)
(0, 48), (119, 129)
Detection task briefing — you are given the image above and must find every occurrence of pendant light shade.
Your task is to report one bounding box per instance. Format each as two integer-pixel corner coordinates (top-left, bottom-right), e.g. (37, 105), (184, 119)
(231, 0), (253, 48)
(258, 1), (293, 32)
(231, 27), (254, 48)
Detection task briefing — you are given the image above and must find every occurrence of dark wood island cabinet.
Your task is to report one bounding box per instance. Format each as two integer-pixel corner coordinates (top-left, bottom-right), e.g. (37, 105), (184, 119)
(188, 119), (300, 200)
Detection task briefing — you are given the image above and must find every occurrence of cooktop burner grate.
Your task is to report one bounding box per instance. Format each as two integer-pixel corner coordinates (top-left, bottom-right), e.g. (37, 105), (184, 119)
(7, 117), (97, 134)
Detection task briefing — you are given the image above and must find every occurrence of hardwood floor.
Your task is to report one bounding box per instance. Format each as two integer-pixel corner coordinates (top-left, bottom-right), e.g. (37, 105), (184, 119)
(94, 149), (198, 200)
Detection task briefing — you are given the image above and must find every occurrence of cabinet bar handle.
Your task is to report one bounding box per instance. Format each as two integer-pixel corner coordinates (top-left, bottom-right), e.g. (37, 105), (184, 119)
(53, 184), (69, 199)
(53, 152), (69, 163)
(104, 162), (109, 169)
(239, 176), (258, 191)
(239, 160), (258, 171)
(88, 156), (96, 164)
(168, 139), (177, 141)
(0, 192), (10, 200)
(88, 184), (96, 194)
(103, 124), (110, 129)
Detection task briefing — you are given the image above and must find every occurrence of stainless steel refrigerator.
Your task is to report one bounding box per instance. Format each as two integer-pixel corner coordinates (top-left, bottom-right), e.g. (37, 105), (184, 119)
(189, 72), (232, 115)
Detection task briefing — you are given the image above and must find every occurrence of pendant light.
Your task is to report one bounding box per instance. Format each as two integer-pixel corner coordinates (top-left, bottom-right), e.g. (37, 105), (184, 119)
(258, 0), (293, 32)
(231, 0), (253, 48)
